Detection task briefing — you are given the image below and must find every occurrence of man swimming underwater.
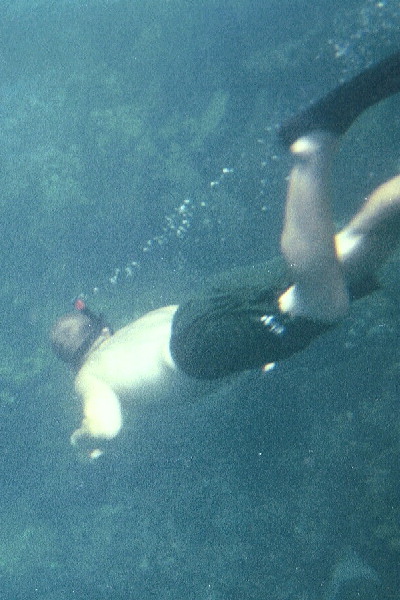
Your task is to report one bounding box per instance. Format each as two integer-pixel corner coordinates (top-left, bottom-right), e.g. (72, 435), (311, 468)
(51, 52), (400, 459)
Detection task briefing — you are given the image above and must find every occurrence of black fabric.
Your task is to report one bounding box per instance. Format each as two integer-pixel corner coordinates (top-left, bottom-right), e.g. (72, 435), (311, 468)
(279, 51), (400, 147)
(170, 259), (333, 380)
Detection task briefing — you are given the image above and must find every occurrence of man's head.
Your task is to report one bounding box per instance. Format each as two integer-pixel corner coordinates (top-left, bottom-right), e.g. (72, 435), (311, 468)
(50, 303), (110, 368)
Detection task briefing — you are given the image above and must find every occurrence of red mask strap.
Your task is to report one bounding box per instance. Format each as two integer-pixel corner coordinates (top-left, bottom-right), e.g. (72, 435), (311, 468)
(74, 297), (86, 312)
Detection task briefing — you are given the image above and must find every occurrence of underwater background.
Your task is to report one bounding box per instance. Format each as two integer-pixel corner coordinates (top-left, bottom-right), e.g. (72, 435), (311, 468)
(0, 0), (399, 598)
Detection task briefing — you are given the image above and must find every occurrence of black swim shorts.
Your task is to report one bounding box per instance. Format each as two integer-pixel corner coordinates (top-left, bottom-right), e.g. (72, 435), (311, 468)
(170, 258), (333, 380)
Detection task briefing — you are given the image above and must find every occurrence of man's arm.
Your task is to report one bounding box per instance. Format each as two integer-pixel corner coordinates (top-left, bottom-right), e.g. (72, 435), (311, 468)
(71, 371), (123, 459)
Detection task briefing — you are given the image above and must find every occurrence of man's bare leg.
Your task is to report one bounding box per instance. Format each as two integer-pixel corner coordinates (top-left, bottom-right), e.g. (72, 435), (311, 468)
(279, 131), (349, 322)
(277, 52), (400, 321)
(336, 174), (400, 285)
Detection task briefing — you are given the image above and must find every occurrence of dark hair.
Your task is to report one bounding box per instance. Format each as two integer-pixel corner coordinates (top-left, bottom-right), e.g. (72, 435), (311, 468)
(50, 310), (108, 368)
